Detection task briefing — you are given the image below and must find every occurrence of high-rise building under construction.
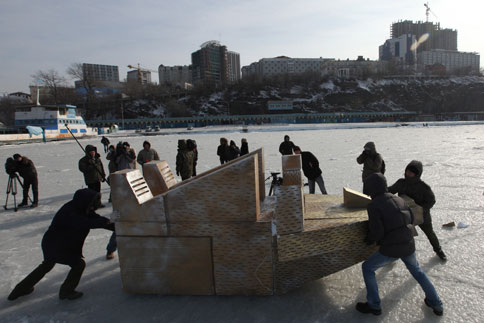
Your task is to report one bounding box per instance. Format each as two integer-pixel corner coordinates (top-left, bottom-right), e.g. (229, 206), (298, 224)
(391, 20), (457, 52)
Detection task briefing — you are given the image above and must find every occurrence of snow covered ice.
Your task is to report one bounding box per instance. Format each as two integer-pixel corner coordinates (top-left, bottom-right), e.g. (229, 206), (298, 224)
(1, 122), (483, 322)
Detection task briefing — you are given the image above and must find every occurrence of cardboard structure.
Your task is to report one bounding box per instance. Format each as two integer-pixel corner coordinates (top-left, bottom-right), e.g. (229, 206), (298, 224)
(110, 148), (377, 296)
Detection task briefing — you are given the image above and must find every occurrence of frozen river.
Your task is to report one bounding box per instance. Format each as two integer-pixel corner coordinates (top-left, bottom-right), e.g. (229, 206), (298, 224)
(1, 122), (483, 322)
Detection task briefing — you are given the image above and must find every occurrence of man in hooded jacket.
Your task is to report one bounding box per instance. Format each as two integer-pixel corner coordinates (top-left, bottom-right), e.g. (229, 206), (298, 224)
(137, 141), (160, 167)
(388, 160), (446, 260)
(356, 173), (443, 316)
(8, 188), (114, 301)
(78, 145), (105, 193)
(357, 142), (384, 195)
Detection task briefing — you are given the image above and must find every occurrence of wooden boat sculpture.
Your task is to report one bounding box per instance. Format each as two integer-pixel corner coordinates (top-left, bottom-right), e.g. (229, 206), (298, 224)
(110, 148), (377, 296)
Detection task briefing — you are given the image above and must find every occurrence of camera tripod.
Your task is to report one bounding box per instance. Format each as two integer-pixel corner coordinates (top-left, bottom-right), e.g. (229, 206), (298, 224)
(4, 174), (30, 212)
(266, 172), (283, 196)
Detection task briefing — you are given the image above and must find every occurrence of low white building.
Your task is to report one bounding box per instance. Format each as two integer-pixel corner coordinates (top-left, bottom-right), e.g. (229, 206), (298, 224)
(417, 50), (480, 74)
(322, 57), (387, 78)
(242, 56), (332, 78)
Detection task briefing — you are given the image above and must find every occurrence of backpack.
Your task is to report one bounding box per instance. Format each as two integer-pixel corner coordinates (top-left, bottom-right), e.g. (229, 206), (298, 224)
(381, 159), (386, 174)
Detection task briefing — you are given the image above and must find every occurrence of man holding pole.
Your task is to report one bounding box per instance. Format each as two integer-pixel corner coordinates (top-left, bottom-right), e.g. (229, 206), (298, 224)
(78, 145), (106, 198)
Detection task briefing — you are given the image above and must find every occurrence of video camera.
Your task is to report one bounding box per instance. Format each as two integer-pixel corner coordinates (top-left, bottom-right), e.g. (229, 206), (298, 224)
(270, 172), (283, 186)
(5, 157), (18, 176)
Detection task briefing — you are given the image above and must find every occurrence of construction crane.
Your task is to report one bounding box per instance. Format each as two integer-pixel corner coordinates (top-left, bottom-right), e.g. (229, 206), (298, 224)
(127, 64), (157, 84)
(424, 2), (438, 22)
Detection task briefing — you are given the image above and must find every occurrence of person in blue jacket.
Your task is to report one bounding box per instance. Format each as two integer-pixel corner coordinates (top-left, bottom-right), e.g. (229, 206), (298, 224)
(7, 188), (114, 301)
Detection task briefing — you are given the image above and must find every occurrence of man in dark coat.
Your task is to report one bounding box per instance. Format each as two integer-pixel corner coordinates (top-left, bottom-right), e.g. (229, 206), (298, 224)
(13, 154), (38, 207)
(227, 140), (240, 161)
(115, 141), (137, 170)
(187, 139), (198, 176)
(240, 138), (249, 156)
(356, 173), (443, 316)
(216, 137), (230, 165)
(279, 135), (295, 155)
(78, 145), (106, 193)
(357, 142), (384, 195)
(176, 139), (194, 180)
(100, 136), (110, 153)
(8, 188), (114, 301)
(293, 146), (327, 194)
(388, 160), (446, 260)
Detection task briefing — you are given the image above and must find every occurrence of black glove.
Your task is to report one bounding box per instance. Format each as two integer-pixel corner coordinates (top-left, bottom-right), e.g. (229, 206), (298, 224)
(176, 171), (180, 176)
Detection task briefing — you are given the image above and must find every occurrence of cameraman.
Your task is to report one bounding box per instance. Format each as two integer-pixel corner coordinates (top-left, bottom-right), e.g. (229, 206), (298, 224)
(13, 154), (39, 208)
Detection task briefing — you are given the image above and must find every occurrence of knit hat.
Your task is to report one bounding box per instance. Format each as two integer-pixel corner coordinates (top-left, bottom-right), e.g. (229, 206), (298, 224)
(13, 154), (21, 160)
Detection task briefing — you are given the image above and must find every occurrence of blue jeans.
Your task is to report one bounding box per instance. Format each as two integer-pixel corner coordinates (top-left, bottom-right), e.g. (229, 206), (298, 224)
(362, 251), (443, 310)
(308, 175), (327, 194)
(106, 231), (117, 254)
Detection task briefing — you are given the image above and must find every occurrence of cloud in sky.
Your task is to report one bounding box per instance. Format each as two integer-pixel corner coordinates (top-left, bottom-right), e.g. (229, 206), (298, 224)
(0, 0), (482, 94)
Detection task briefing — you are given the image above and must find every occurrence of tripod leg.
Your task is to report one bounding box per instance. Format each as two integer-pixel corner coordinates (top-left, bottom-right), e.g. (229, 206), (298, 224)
(4, 178), (11, 210)
(13, 179), (18, 212)
(269, 184), (274, 196)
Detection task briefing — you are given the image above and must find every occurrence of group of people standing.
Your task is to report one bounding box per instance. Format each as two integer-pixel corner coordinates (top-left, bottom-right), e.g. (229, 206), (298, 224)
(216, 138), (249, 165)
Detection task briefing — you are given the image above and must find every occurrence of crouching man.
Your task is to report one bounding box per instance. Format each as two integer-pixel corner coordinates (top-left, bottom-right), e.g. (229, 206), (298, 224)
(356, 173), (443, 316)
(8, 188), (114, 301)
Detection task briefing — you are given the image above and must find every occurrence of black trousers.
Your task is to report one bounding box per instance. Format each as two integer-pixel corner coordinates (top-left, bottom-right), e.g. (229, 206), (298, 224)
(22, 176), (38, 204)
(10, 259), (86, 297)
(419, 213), (442, 252)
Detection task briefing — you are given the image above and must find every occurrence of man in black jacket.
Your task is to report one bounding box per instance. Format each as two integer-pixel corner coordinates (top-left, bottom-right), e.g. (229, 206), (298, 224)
(78, 145), (106, 194)
(356, 173), (443, 316)
(13, 154), (38, 207)
(293, 146), (327, 194)
(8, 188), (114, 301)
(279, 135), (295, 155)
(388, 160), (446, 260)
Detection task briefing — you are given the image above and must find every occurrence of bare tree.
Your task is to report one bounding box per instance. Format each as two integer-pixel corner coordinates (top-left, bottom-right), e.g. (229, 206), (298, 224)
(31, 69), (67, 104)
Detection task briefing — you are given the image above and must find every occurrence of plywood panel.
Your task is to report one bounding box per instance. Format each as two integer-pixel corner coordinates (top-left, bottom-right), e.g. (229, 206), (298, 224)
(117, 236), (214, 295)
(165, 155), (260, 222)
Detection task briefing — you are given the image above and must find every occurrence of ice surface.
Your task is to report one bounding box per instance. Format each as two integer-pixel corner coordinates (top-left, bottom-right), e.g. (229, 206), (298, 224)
(1, 122), (484, 322)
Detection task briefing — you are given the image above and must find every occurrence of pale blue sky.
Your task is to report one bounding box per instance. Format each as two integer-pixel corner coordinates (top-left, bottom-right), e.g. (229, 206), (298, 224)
(1, 0), (482, 94)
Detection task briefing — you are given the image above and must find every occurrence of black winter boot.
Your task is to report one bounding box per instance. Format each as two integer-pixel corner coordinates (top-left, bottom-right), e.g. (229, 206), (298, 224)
(59, 290), (83, 300)
(356, 302), (382, 315)
(425, 298), (443, 316)
(436, 249), (447, 261)
(8, 287), (34, 301)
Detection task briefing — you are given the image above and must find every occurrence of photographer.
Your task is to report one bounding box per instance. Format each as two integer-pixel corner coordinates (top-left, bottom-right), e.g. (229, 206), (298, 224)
(115, 141), (136, 170)
(13, 154), (39, 208)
